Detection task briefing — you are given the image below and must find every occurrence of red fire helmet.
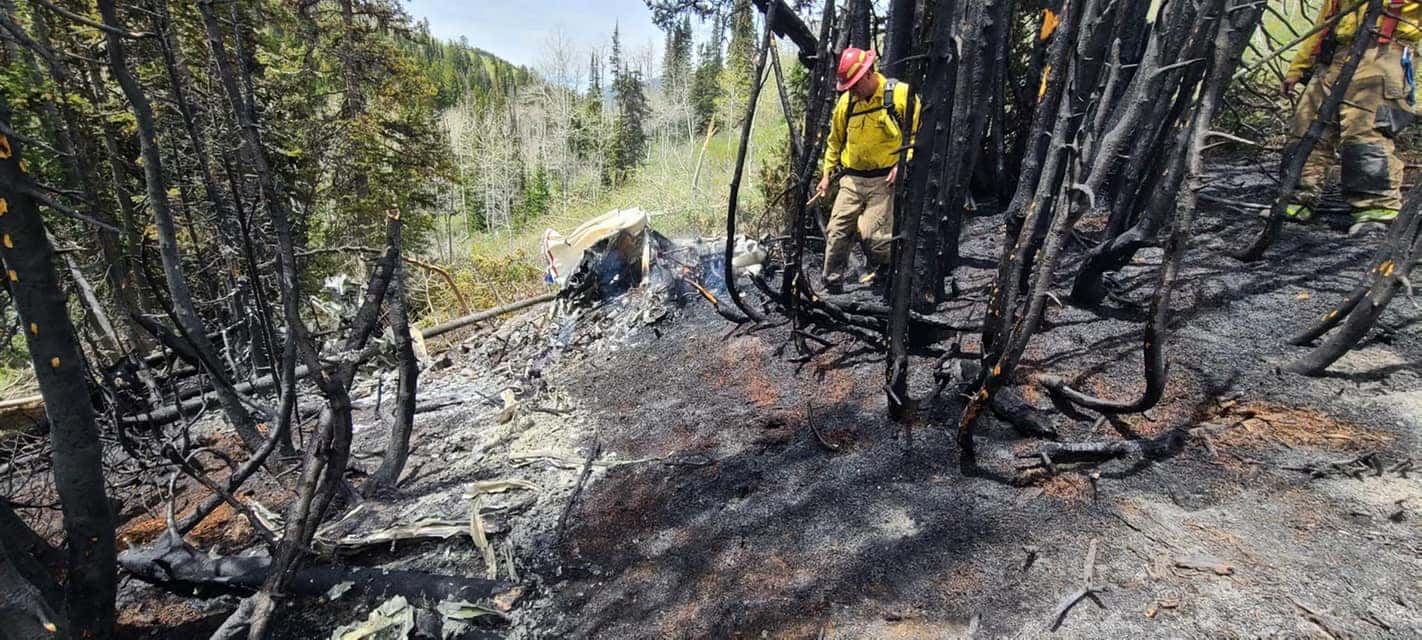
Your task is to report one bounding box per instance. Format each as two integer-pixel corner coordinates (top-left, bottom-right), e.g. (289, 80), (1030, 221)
(835, 47), (877, 91)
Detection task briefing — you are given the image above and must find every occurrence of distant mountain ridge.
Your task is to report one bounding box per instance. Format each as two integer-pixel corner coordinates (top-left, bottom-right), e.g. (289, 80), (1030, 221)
(402, 21), (534, 108)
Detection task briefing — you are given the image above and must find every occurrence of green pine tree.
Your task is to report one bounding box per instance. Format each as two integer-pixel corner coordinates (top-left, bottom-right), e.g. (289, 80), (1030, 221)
(518, 165), (551, 226)
(690, 18), (724, 132)
(663, 15), (693, 90)
(603, 25), (649, 186)
(716, 0), (756, 127)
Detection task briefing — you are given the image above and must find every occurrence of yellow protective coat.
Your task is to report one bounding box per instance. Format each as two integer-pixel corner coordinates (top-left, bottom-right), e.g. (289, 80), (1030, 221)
(820, 73), (921, 175)
(1287, 0), (1422, 81)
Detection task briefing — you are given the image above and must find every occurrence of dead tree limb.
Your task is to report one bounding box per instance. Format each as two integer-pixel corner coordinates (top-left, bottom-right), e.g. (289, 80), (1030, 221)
(721, 2), (777, 324)
(118, 530), (514, 604)
(290, 244), (469, 316)
(768, 43), (801, 167)
(1288, 282), (1371, 346)
(1233, 0), (1367, 80)
(557, 439), (602, 547)
(1015, 428), (1194, 471)
(175, 409), (295, 536)
(99, 0), (266, 454)
(1048, 538), (1106, 631)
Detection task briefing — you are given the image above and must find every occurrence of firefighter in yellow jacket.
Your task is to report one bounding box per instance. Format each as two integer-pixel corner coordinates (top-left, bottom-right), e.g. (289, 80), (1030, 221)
(814, 47), (919, 293)
(1282, 0), (1421, 230)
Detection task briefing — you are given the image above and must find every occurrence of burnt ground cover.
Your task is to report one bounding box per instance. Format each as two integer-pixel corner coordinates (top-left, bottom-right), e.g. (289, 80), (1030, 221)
(114, 163), (1422, 638)
(520, 163), (1421, 638)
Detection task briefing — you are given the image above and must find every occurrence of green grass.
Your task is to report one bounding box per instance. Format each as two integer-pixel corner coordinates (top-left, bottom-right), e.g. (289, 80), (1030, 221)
(417, 96), (791, 326)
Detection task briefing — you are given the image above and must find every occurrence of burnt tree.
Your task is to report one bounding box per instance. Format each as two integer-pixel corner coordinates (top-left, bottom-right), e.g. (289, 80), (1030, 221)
(0, 95), (116, 640)
(98, 0), (268, 453)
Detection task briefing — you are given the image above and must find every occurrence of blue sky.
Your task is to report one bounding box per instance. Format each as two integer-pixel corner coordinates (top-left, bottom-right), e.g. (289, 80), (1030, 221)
(403, 0), (665, 70)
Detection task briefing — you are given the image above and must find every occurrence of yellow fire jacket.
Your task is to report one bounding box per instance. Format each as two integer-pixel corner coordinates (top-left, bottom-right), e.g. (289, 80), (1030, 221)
(1287, 0), (1422, 81)
(821, 73), (921, 176)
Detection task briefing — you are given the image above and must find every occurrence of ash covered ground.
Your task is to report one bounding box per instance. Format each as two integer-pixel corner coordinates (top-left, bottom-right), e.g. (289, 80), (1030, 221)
(120, 163), (1422, 638)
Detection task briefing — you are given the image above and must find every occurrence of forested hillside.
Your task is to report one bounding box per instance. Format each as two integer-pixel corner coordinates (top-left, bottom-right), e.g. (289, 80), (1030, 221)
(401, 21), (533, 110)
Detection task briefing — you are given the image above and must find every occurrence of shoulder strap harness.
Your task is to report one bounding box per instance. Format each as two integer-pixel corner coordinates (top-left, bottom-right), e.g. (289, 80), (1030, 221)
(1379, 0), (1407, 44)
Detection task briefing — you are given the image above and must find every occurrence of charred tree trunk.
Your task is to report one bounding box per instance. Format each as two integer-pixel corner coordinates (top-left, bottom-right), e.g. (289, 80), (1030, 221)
(934, 0), (1011, 297)
(885, 0), (946, 418)
(846, 0), (873, 49)
(1042, 1), (1264, 415)
(780, 0), (836, 356)
(196, 4), (358, 636)
(338, 212), (404, 388)
(0, 97), (116, 640)
(882, 0), (916, 77)
(982, 0), (1081, 358)
(364, 261), (417, 496)
(962, 0), (1235, 462)
(907, 3), (958, 311)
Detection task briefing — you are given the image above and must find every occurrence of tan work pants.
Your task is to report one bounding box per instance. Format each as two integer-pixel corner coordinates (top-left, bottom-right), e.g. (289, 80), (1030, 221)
(1292, 40), (1415, 211)
(823, 173), (894, 284)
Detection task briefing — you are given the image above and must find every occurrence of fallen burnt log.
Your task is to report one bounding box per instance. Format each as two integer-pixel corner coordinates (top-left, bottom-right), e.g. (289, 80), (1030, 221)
(1011, 420), (1239, 478)
(1014, 428), (1194, 473)
(119, 531), (516, 605)
(420, 292), (558, 340)
(833, 300), (980, 333)
(119, 365), (310, 427)
(0, 395), (46, 428)
(1286, 198), (1422, 375)
(1019, 436), (1182, 466)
